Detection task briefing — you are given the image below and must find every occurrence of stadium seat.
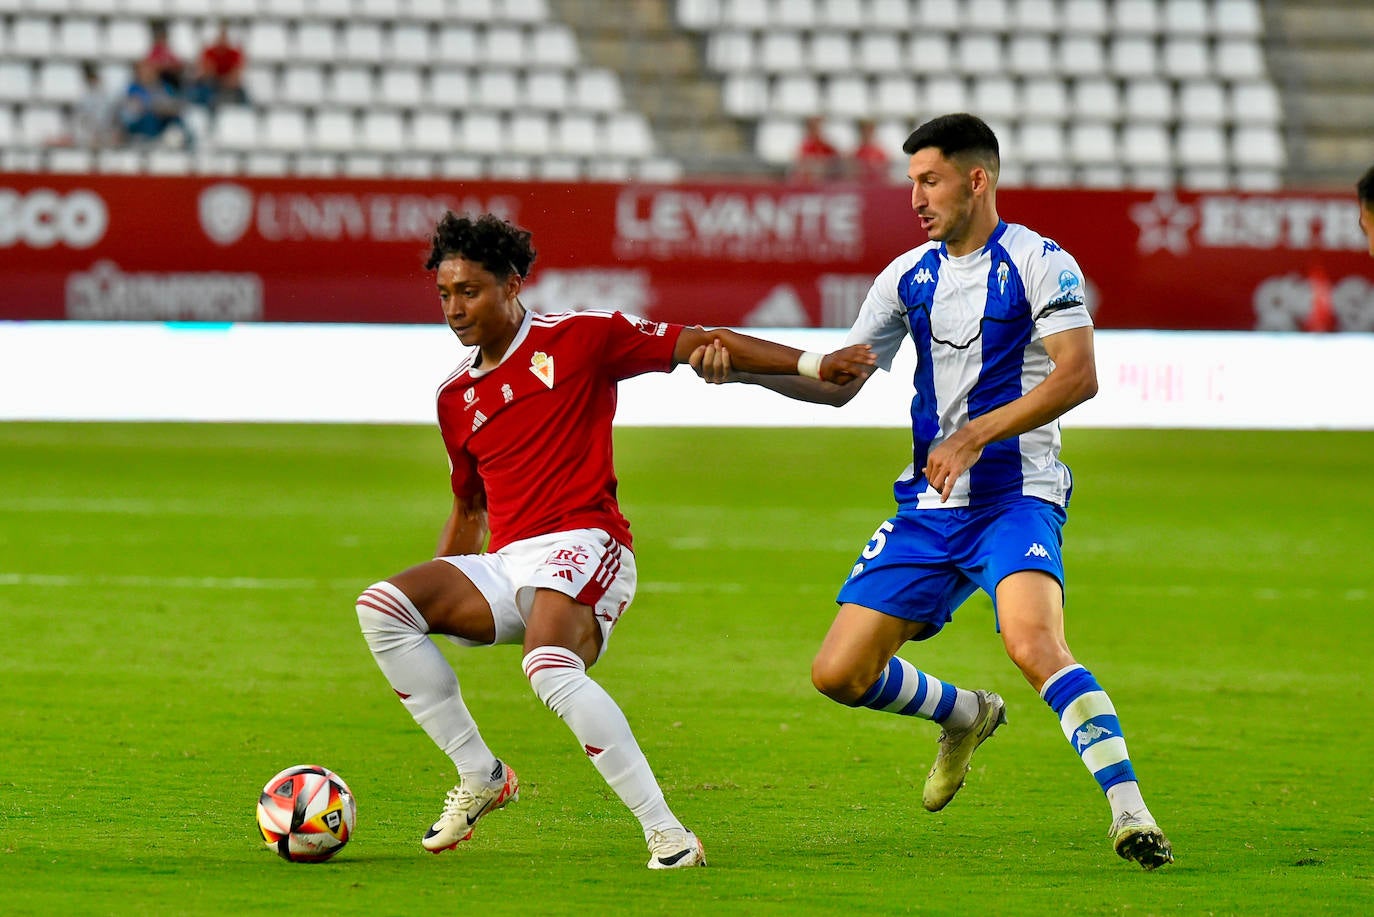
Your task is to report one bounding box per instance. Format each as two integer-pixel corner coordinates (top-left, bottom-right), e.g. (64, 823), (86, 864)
(1162, 0), (1210, 36)
(524, 70), (570, 111)
(553, 111), (601, 156)
(146, 148), (193, 176)
(474, 70), (521, 110)
(436, 25), (481, 61)
(970, 76), (1020, 121)
(1109, 35), (1158, 78)
(818, 0), (865, 29)
(537, 156), (583, 181)
(809, 33), (854, 74)
(823, 75), (873, 118)
(314, 0), (355, 19)
(48, 147), (97, 173)
(1162, 37), (1211, 80)
(1069, 78), (1120, 121)
(722, 73), (770, 116)
(387, 24), (433, 62)
(360, 110), (405, 152)
(358, 0), (404, 20)
(1213, 0), (1262, 38)
(759, 33), (806, 73)
(342, 23), (385, 65)
(955, 35), (1002, 77)
(721, 0), (771, 29)
(427, 70), (471, 109)
(1177, 80), (1227, 124)
(327, 67), (376, 109)
(212, 106), (261, 151)
(1069, 121), (1118, 164)
(1181, 165), (1230, 189)
(1007, 34), (1055, 77)
(19, 105), (64, 146)
(36, 62), (83, 104)
(1120, 122), (1172, 167)
(507, 111), (553, 156)
(607, 112), (655, 157)
(707, 31), (756, 73)
(775, 0), (819, 30)
(409, 110), (456, 152)
(1231, 125), (1285, 168)
(499, 0), (553, 24)
(571, 69), (624, 111)
(637, 157), (685, 183)
(1059, 0), (1109, 35)
(914, 0), (961, 31)
(531, 25), (579, 66)
(1176, 123), (1228, 167)
(403, 0), (449, 21)
(910, 34), (954, 75)
(1058, 35), (1105, 77)
(1017, 120), (1065, 163)
(873, 75), (920, 118)
(262, 108), (308, 151)
(280, 65), (326, 107)
(246, 22), (291, 65)
(923, 76), (969, 114)
(755, 117), (804, 165)
(379, 70), (425, 109)
(1112, 0), (1160, 34)
(96, 148), (146, 174)
(1229, 81), (1281, 126)
(1021, 76), (1070, 121)
(294, 23), (340, 63)
(312, 109), (358, 151)
(1124, 79), (1175, 122)
(851, 34), (901, 76)
(1214, 39), (1266, 80)
(460, 111), (506, 155)
(102, 20), (147, 59)
(1010, 0), (1062, 33)
(0, 62), (34, 103)
(10, 18), (56, 59)
(773, 74), (822, 117)
(56, 19), (103, 60)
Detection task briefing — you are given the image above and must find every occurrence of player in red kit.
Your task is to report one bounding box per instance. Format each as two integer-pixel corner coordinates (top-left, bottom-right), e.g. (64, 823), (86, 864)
(356, 212), (874, 868)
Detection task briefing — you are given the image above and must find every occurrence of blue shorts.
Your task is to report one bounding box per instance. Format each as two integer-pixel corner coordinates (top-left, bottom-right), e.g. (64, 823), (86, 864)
(835, 497), (1067, 638)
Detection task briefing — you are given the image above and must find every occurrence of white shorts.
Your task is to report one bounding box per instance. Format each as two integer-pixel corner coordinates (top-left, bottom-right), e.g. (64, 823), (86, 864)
(437, 527), (637, 659)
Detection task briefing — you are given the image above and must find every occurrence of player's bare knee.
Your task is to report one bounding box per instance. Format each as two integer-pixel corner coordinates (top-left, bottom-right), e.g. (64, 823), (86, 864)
(811, 656), (867, 705)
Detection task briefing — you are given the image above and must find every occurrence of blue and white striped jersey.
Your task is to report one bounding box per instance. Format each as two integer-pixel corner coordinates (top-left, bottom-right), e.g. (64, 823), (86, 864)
(845, 220), (1093, 510)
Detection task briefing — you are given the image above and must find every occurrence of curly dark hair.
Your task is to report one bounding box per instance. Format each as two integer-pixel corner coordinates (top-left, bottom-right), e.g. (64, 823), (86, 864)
(425, 212), (537, 278)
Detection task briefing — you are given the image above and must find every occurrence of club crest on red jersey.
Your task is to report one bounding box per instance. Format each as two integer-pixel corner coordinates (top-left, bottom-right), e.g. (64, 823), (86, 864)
(530, 352), (555, 389)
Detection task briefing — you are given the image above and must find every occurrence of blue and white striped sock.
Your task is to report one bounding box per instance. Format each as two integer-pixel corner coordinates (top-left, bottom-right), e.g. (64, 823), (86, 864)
(1041, 663), (1139, 797)
(853, 656), (977, 727)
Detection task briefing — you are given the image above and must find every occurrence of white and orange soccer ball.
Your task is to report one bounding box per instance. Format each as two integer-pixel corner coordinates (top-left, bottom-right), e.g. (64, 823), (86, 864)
(256, 765), (356, 863)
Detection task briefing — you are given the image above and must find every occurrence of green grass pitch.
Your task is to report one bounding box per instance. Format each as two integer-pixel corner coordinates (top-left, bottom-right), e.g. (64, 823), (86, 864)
(1, 422), (1371, 916)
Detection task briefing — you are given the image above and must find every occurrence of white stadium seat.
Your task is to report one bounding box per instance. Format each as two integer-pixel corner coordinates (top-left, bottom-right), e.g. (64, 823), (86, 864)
(855, 34), (903, 74)
(361, 110), (406, 152)
(1229, 81), (1282, 126)
(1120, 123), (1172, 167)
(1124, 79), (1175, 122)
(379, 70), (425, 109)
(1112, 0), (1160, 34)
(409, 111), (455, 152)
(1162, 37), (1211, 80)
(524, 70), (570, 111)
(312, 109), (359, 151)
(1021, 76), (1070, 121)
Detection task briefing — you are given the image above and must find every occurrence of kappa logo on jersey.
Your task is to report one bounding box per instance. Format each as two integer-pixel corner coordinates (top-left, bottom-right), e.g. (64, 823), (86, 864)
(530, 351), (554, 389)
(1025, 542), (1050, 558)
(997, 262), (1010, 295)
(914, 267), (935, 284)
(1042, 239), (1061, 255)
(501, 383), (514, 403)
(471, 409), (488, 431)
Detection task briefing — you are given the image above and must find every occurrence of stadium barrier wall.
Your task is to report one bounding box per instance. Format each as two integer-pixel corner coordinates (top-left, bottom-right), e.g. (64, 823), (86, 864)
(3, 174), (1373, 332)
(2, 321), (1371, 429)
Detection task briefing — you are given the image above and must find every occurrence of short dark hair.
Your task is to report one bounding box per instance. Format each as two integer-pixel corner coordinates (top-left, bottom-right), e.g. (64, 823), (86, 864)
(1358, 163), (1374, 205)
(902, 113), (1000, 175)
(425, 212), (536, 278)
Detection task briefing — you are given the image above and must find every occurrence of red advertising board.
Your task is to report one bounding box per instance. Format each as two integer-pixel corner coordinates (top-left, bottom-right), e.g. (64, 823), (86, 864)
(2, 173), (1371, 330)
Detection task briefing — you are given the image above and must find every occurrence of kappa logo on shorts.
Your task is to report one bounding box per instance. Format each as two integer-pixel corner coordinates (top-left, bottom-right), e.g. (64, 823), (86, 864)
(1025, 542), (1050, 558)
(530, 352), (555, 389)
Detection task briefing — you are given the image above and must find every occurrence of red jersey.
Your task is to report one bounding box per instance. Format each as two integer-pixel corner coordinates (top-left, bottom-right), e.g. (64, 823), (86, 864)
(436, 310), (683, 553)
(200, 42), (244, 77)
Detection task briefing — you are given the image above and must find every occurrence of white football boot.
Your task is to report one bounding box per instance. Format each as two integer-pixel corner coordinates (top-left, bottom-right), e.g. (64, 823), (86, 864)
(646, 828), (706, 869)
(421, 761), (520, 853)
(922, 689), (1007, 812)
(1111, 811), (1174, 870)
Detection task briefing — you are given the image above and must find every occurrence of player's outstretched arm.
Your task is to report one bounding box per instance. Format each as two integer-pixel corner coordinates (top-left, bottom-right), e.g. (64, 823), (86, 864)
(673, 326), (875, 387)
(436, 493), (489, 557)
(685, 336), (871, 407)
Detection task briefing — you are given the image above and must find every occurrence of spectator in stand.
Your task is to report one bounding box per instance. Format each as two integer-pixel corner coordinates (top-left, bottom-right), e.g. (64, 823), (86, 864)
(791, 116), (841, 184)
(121, 59), (193, 147)
(850, 119), (891, 184)
(1358, 164), (1374, 258)
(190, 21), (249, 111)
(71, 61), (121, 148)
(142, 19), (186, 94)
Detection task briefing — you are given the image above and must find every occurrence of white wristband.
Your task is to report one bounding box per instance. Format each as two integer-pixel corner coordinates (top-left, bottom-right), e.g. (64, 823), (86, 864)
(797, 351), (823, 380)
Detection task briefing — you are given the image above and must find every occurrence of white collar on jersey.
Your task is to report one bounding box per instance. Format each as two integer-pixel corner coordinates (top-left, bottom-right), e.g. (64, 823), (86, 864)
(469, 307), (533, 378)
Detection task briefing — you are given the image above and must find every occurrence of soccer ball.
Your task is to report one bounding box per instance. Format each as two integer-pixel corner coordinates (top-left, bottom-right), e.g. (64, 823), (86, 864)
(256, 764), (356, 863)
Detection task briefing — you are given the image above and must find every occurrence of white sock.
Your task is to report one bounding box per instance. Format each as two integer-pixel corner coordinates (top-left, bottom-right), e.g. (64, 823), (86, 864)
(356, 581), (499, 785)
(1106, 781), (1153, 824)
(522, 645), (682, 838)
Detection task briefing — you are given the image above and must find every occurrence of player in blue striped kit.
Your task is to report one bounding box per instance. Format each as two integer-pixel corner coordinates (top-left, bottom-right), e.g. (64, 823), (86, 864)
(693, 114), (1172, 869)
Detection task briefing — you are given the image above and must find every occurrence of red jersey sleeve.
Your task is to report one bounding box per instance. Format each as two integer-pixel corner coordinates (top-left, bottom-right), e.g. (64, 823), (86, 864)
(446, 436), (482, 502)
(600, 313), (684, 380)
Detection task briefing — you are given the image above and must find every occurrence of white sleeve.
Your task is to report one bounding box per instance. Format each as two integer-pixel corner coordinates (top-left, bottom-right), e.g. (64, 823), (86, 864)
(1023, 241), (1094, 338)
(843, 257), (910, 372)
